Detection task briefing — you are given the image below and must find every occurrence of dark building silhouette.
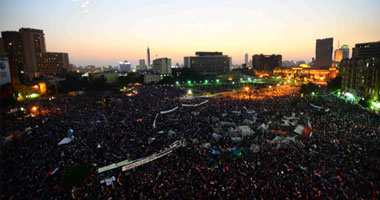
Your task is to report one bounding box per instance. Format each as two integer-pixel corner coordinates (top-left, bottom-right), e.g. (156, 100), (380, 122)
(1, 28), (70, 85)
(184, 52), (231, 75)
(315, 38), (333, 68)
(341, 41), (380, 100)
(1, 31), (26, 85)
(251, 54), (282, 71)
(352, 41), (380, 59)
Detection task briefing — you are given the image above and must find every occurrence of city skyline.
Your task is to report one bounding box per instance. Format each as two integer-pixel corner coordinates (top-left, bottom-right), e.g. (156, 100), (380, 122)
(1, 0), (379, 67)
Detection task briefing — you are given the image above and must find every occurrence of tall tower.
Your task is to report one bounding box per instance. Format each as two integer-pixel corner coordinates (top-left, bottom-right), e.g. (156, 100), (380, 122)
(147, 47), (151, 69)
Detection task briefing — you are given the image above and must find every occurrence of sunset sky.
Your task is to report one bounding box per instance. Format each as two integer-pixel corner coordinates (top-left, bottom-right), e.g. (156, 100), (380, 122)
(1, 0), (379, 67)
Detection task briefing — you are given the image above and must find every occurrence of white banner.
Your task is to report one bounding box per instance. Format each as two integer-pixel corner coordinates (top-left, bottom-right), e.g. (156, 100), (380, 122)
(98, 140), (183, 173)
(310, 103), (323, 109)
(294, 125), (304, 135)
(182, 100), (209, 107)
(98, 158), (134, 173)
(160, 106), (179, 114)
(153, 113), (158, 128)
(122, 149), (173, 171)
(58, 136), (74, 146)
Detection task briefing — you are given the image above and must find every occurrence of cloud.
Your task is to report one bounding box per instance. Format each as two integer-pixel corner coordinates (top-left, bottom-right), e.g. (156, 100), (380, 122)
(81, 0), (93, 8)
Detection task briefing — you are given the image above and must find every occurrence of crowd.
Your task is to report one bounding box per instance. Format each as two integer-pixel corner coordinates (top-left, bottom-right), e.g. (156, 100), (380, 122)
(1, 85), (379, 199)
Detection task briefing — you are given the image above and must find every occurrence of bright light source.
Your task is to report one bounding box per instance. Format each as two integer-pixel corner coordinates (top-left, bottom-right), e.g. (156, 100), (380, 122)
(187, 89), (192, 95)
(372, 101), (380, 108)
(245, 87), (249, 91)
(20, 107), (24, 111)
(248, 78), (251, 81)
(33, 85), (39, 89)
(176, 81), (179, 84)
(32, 106), (38, 112)
(216, 79), (220, 83)
(312, 92), (315, 96)
(232, 82), (235, 85)
(26, 93), (40, 99)
(187, 80), (191, 85)
(269, 86), (272, 88)
(345, 92), (355, 100)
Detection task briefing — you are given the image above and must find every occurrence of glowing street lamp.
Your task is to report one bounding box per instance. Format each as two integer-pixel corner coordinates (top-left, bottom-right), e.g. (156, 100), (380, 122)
(245, 87), (249, 92)
(216, 79), (220, 84)
(187, 89), (193, 95)
(187, 80), (191, 85)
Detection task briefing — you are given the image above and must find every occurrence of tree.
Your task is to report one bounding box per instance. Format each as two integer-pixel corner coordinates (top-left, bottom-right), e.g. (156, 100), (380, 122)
(174, 68), (204, 82)
(327, 76), (342, 92)
(358, 96), (371, 108)
(158, 76), (174, 84)
(300, 82), (318, 96)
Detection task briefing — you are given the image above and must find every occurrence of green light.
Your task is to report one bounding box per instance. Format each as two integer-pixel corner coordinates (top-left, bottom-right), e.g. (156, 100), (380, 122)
(248, 78), (251, 82)
(187, 80), (191, 85)
(232, 82), (235, 85)
(176, 81), (179, 84)
(205, 80), (208, 84)
(237, 152), (242, 157)
(136, 109), (139, 111)
(216, 79), (220, 83)
(26, 93), (40, 99)
(373, 101), (380, 108)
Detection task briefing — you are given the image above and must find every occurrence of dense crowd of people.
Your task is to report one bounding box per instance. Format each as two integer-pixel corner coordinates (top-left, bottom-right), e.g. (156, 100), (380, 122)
(1, 85), (379, 199)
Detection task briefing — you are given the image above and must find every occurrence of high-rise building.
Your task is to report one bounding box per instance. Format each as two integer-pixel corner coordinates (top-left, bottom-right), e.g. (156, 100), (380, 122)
(0, 38), (5, 57)
(341, 41), (380, 101)
(352, 41), (380, 59)
(153, 58), (171, 75)
(147, 47), (151, 69)
(137, 59), (147, 71)
(252, 54), (282, 71)
(334, 45), (350, 62)
(39, 52), (70, 76)
(118, 61), (132, 72)
(315, 37), (333, 68)
(341, 45), (350, 60)
(1, 31), (26, 85)
(341, 58), (380, 100)
(245, 53), (249, 67)
(184, 52), (231, 75)
(1, 28), (70, 84)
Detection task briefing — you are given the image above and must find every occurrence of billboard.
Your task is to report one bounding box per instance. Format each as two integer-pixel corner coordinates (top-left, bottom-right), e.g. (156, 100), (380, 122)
(0, 57), (11, 86)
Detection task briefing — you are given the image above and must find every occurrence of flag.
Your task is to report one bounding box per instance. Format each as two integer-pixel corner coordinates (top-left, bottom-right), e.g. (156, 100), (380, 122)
(314, 171), (322, 177)
(47, 167), (59, 175)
